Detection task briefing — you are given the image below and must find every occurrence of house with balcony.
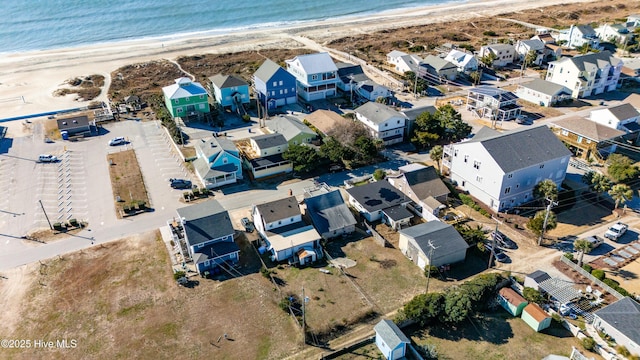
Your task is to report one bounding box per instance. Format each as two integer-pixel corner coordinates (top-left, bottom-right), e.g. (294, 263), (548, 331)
(266, 115), (316, 146)
(515, 39), (546, 66)
(556, 24), (600, 49)
(193, 137), (243, 189)
(354, 102), (406, 145)
(175, 200), (239, 275)
(386, 50), (422, 74)
(621, 57), (640, 85)
(442, 126), (571, 212)
(596, 23), (634, 45)
(209, 74), (250, 112)
(243, 133), (292, 180)
(253, 59), (298, 109)
(252, 196), (322, 265)
(545, 51), (623, 98)
(466, 86), (521, 121)
(345, 180), (413, 229)
(387, 163), (449, 221)
(162, 77), (210, 118)
(550, 116), (626, 160)
(285, 52), (339, 101)
(479, 44), (515, 68)
(590, 103), (640, 141)
(515, 78), (572, 107)
(444, 49), (478, 74)
(335, 62), (390, 102)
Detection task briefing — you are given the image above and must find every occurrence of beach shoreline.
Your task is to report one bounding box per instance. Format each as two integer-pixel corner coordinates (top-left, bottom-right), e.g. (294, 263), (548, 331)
(0, 0), (595, 123)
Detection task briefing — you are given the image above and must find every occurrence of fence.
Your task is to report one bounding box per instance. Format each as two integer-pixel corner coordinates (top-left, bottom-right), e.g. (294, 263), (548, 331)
(559, 255), (624, 300)
(364, 221), (387, 247)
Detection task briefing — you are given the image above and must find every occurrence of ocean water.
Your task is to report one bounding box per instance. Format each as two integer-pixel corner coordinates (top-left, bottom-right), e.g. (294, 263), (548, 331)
(0, 0), (445, 53)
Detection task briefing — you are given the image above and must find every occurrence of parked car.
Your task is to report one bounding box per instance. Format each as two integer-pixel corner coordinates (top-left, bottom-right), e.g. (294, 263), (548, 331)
(604, 222), (628, 241)
(241, 217), (254, 232)
(493, 250), (509, 263)
(108, 137), (126, 146)
(170, 178), (192, 189)
(491, 231), (517, 249)
(582, 235), (604, 251)
(38, 154), (58, 163)
(515, 114), (532, 125)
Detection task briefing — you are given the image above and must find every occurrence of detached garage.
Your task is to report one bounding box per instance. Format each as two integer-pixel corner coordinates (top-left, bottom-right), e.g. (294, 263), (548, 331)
(399, 221), (468, 270)
(374, 319), (410, 360)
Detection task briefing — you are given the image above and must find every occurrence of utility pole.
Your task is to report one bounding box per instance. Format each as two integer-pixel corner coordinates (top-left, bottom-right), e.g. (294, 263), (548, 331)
(302, 286), (307, 346)
(488, 219), (500, 268)
(425, 240), (436, 293)
(39, 199), (53, 230)
(538, 198), (558, 246)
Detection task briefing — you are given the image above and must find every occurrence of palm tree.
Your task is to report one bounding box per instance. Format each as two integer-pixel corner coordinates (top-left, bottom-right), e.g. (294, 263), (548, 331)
(574, 239), (592, 268)
(591, 173), (612, 202)
(609, 184), (633, 209)
(469, 70), (482, 85)
(480, 52), (498, 68)
(533, 179), (558, 202)
(430, 145), (444, 173)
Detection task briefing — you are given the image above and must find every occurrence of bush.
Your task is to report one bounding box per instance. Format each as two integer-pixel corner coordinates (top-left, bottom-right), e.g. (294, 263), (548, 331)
(483, 30), (498, 36)
(582, 264), (592, 273)
(603, 278), (619, 287)
(424, 265), (439, 278)
(592, 269), (605, 280)
(479, 209), (491, 218)
(523, 287), (544, 304)
(551, 313), (563, 324)
(69, 218), (79, 227)
(173, 271), (186, 281)
(242, 114), (251, 122)
(260, 267), (273, 279)
(53, 222), (64, 230)
(563, 252), (574, 261)
(459, 194), (474, 207)
(617, 345), (631, 357)
(582, 337), (596, 351)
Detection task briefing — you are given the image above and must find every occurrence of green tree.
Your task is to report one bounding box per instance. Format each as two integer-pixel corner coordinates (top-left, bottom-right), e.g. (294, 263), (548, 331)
(527, 210), (557, 236)
(441, 288), (472, 323)
(375, 96), (387, 104)
(469, 70), (482, 85)
(282, 144), (321, 173)
(411, 130), (439, 149)
(522, 287), (544, 304)
(403, 292), (444, 326)
(373, 168), (386, 181)
(320, 137), (353, 162)
(430, 145), (443, 172)
(438, 104), (471, 142)
(590, 172), (612, 202)
(581, 171), (595, 186)
(480, 52), (498, 68)
(524, 49), (538, 68)
(609, 184), (633, 209)
(454, 224), (486, 245)
(533, 179), (558, 201)
(403, 71), (428, 95)
(574, 239), (593, 268)
(354, 136), (379, 161)
(607, 154), (639, 183)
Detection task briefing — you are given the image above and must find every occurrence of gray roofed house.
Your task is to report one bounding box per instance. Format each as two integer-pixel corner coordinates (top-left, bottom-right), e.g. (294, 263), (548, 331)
(593, 297), (640, 357)
(466, 126), (572, 173)
(209, 74), (249, 89)
(590, 103), (640, 133)
(552, 116), (625, 141)
(251, 133), (288, 151)
(254, 196), (300, 224)
(304, 190), (357, 240)
(267, 115), (316, 145)
(518, 78), (571, 96)
(608, 103), (640, 121)
(336, 62), (370, 91)
(551, 116), (626, 159)
(466, 86), (522, 121)
(515, 78), (572, 107)
(387, 163), (450, 221)
(546, 51), (622, 98)
(399, 221), (468, 268)
(374, 319), (410, 360)
(253, 59), (283, 83)
(563, 51), (620, 72)
(57, 115), (92, 135)
(524, 270), (551, 291)
(194, 136), (242, 188)
(355, 102), (405, 125)
(420, 55), (458, 81)
(345, 180), (412, 223)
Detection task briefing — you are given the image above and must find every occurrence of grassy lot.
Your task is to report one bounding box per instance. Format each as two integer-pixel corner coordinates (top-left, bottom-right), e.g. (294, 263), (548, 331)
(411, 312), (601, 360)
(1, 231), (301, 360)
(107, 149), (150, 216)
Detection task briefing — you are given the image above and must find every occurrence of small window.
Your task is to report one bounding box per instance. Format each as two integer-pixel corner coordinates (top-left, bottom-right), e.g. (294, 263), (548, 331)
(177, 108), (183, 113)
(185, 97), (190, 101)
(278, 220), (282, 225)
(476, 176), (482, 183)
(284, 89), (288, 94)
(561, 130), (568, 136)
(507, 173), (513, 178)
(539, 164), (545, 169)
(397, 120), (400, 124)
(200, 95), (205, 99)
(464, 155), (469, 163)
(174, 99), (179, 104)
(504, 187), (511, 194)
(473, 160), (481, 169)
(311, 75), (318, 80)
(279, 81), (283, 86)
(454, 149), (458, 157)
(273, 81), (277, 87)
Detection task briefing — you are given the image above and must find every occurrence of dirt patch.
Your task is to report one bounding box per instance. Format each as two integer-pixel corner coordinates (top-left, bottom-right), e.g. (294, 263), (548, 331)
(44, 118), (62, 140)
(180, 146), (196, 159)
(107, 149), (150, 217)
(606, 260), (640, 295)
(53, 74), (105, 101)
(2, 231), (300, 360)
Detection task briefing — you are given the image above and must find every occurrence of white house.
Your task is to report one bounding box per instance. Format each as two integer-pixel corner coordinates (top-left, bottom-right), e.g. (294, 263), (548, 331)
(628, 14), (640, 28)
(595, 23), (634, 45)
(356, 80), (391, 101)
(419, 55), (458, 81)
(442, 126), (572, 212)
(399, 221), (468, 269)
(386, 50), (422, 74)
(252, 196), (322, 265)
(250, 133), (288, 157)
(557, 24), (600, 49)
(545, 51), (623, 98)
(590, 103), (640, 133)
(444, 49), (478, 74)
(515, 78), (572, 107)
(515, 39), (546, 66)
(285, 52), (339, 101)
(354, 102), (406, 145)
(479, 44), (516, 67)
(246, 133), (292, 179)
(374, 319), (410, 360)
(593, 297), (640, 357)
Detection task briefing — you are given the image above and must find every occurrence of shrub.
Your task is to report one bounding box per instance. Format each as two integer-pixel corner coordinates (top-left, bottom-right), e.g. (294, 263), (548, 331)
(603, 278), (619, 287)
(617, 345), (631, 357)
(582, 337), (596, 351)
(424, 265), (439, 278)
(551, 313), (563, 324)
(173, 271), (186, 281)
(523, 287), (544, 304)
(582, 264), (593, 273)
(459, 194), (474, 207)
(69, 218), (79, 227)
(260, 267), (273, 279)
(563, 252), (574, 261)
(242, 114), (251, 122)
(53, 222), (64, 230)
(483, 30), (498, 36)
(479, 209), (491, 218)
(592, 269), (605, 280)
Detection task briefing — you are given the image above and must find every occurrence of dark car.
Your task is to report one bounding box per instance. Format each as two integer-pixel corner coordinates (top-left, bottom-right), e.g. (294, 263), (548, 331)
(241, 217), (254, 232)
(170, 178), (192, 189)
(491, 231), (517, 249)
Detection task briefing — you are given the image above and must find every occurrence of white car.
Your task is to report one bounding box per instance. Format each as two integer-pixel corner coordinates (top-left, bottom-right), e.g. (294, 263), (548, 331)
(108, 137), (126, 146)
(38, 154), (58, 163)
(604, 222), (628, 241)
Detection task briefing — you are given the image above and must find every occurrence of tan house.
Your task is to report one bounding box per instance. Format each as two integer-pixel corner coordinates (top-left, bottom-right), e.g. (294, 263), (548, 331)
(550, 116), (626, 160)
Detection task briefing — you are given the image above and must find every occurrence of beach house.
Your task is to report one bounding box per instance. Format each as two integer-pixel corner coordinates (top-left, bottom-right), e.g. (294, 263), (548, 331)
(514, 39), (546, 66)
(266, 115), (316, 146)
(345, 180), (412, 229)
(253, 59), (298, 109)
(162, 77), (210, 118)
(545, 51), (622, 98)
(193, 137), (243, 189)
(466, 86), (521, 121)
(419, 55), (458, 81)
(386, 50), (422, 74)
(442, 126), (571, 212)
(593, 297), (640, 357)
(556, 24), (600, 50)
(304, 190), (357, 240)
(479, 44), (515, 67)
(387, 163), (449, 221)
(354, 102), (406, 145)
(515, 78), (572, 107)
(243, 133), (292, 180)
(444, 49), (478, 74)
(590, 103), (640, 133)
(550, 116), (625, 160)
(285, 52), (339, 101)
(208, 74), (250, 112)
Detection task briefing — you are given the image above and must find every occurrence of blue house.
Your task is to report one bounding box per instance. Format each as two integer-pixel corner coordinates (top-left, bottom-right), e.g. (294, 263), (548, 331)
(286, 52), (339, 101)
(208, 74), (250, 111)
(253, 59), (298, 109)
(176, 200), (239, 275)
(193, 137), (243, 189)
(374, 319), (410, 360)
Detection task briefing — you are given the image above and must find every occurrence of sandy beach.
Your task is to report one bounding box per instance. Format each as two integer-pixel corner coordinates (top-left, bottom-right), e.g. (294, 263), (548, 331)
(0, 0), (595, 128)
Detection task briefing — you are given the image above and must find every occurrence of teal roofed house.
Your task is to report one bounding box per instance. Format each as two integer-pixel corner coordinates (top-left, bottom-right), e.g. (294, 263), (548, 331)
(162, 77), (210, 118)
